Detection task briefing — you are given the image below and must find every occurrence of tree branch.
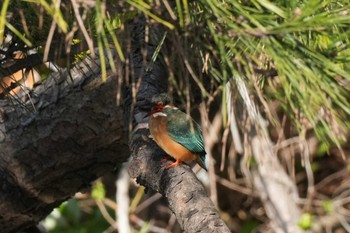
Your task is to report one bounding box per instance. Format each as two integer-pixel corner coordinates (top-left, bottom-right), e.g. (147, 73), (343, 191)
(125, 16), (231, 233)
(0, 54), (129, 233)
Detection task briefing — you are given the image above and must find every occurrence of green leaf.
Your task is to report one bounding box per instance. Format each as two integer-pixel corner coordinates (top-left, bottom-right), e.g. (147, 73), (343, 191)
(316, 141), (330, 156)
(0, 0), (10, 43)
(311, 162), (320, 172)
(128, 0), (174, 29)
(61, 199), (82, 226)
(240, 218), (259, 233)
(322, 200), (334, 214)
(256, 0), (287, 18)
(91, 181), (106, 200)
(298, 213), (313, 230)
(5, 22), (32, 47)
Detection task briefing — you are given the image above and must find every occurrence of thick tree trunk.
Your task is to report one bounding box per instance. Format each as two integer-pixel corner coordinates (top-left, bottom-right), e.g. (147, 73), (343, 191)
(0, 55), (129, 232)
(125, 17), (231, 233)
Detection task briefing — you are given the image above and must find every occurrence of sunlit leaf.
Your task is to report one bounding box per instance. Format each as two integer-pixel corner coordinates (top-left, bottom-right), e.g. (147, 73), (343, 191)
(91, 181), (106, 201)
(298, 213), (313, 230)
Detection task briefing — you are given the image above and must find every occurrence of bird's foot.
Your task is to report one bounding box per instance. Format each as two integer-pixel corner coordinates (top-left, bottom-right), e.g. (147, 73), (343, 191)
(165, 160), (183, 169)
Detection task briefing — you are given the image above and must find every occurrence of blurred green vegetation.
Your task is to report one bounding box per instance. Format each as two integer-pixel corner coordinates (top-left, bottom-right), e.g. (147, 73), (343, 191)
(43, 199), (110, 233)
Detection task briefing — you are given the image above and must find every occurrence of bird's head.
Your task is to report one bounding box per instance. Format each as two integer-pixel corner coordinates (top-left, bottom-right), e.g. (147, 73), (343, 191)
(148, 93), (172, 116)
(151, 93), (171, 106)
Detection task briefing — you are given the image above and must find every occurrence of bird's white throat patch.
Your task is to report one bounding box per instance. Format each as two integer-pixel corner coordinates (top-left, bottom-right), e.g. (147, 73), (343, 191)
(152, 112), (167, 117)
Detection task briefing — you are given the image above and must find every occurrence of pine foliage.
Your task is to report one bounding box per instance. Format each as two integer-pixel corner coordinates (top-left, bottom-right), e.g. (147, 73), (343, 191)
(184, 0), (350, 147)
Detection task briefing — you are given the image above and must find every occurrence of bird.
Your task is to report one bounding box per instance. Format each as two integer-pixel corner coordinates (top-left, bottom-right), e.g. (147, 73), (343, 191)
(148, 97), (207, 171)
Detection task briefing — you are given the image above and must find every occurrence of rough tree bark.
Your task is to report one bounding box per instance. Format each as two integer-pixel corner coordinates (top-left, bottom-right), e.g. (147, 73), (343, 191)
(0, 55), (129, 232)
(125, 17), (231, 233)
(0, 14), (231, 233)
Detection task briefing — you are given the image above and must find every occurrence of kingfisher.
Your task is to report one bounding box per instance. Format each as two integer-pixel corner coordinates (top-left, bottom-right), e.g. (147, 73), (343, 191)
(148, 96), (207, 171)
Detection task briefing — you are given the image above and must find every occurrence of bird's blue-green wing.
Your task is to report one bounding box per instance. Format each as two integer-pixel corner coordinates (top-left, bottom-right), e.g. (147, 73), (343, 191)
(164, 108), (206, 154)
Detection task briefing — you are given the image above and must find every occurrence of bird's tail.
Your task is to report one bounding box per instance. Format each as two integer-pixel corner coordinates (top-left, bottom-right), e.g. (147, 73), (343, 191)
(196, 153), (207, 171)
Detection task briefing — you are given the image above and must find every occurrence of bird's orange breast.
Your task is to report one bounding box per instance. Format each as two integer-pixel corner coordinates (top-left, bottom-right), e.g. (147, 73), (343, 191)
(149, 113), (197, 162)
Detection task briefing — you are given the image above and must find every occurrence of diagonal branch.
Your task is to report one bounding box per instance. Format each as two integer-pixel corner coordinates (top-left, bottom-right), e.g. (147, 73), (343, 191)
(125, 16), (231, 233)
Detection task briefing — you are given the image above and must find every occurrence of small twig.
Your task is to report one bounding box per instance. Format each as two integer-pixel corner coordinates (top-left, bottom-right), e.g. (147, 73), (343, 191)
(200, 103), (222, 208)
(226, 82), (243, 154)
(135, 193), (162, 214)
(334, 186), (350, 200)
(18, 9), (30, 37)
(227, 143), (237, 181)
(251, 64), (275, 126)
(310, 213), (344, 233)
(336, 214), (350, 232)
(161, 0), (177, 20)
(201, 53), (209, 74)
(65, 22), (79, 56)
(334, 196), (350, 207)
(38, 5), (44, 30)
(315, 168), (347, 191)
(220, 121), (230, 172)
(71, 0), (95, 57)
(43, 20), (57, 62)
(276, 114), (287, 145)
(166, 214), (177, 232)
(103, 197), (117, 210)
(96, 200), (118, 229)
(336, 206), (350, 218)
(130, 214), (168, 233)
(215, 175), (254, 196)
(176, 41), (209, 96)
(274, 136), (315, 211)
(116, 165), (131, 233)
(185, 71), (191, 117)
(102, 225), (117, 233)
(43, 0), (62, 62)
